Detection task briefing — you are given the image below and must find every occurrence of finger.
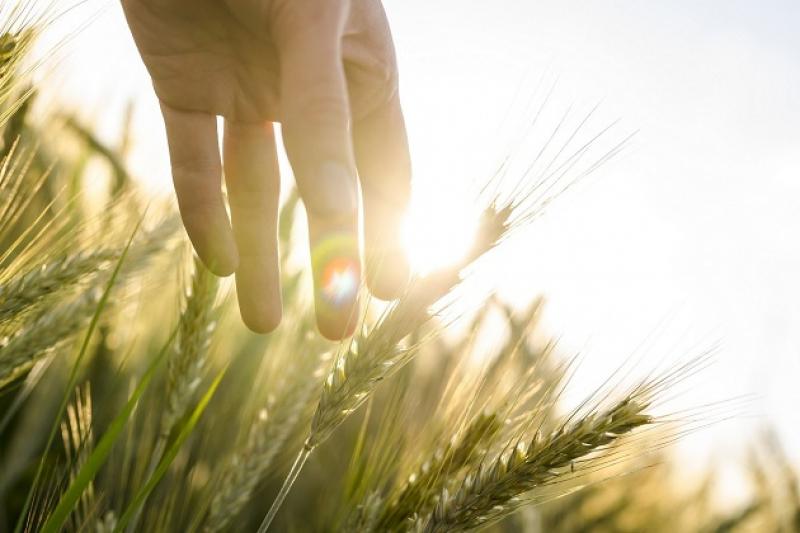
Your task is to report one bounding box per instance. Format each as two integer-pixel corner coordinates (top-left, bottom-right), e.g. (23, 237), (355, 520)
(161, 103), (238, 276)
(272, 3), (360, 340)
(352, 91), (411, 300)
(224, 120), (282, 334)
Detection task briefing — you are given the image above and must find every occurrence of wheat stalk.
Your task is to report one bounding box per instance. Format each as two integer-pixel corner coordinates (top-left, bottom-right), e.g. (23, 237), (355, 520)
(0, 288), (100, 389)
(60, 383), (95, 532)
(257, 204), (519, 532)
(160, 256), (219, 435)
(0, 250), (118, 324)
(377, 412), (502, 531)
(124, 255), (218, 533)
(205, 374), (318, 533)
(412, 397), (653, 532)
(309, 204), (512, 450)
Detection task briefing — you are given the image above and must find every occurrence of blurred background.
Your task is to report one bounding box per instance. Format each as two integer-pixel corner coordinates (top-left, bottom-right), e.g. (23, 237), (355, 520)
(31, 0), (800, 494)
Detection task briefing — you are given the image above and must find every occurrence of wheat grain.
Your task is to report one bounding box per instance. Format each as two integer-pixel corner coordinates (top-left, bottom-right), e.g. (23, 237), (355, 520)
(344, 491), (383, 532)
(256, 203), (525, 532)
(0, 288), (100, 389)
(60, 384), (95, 532)
(377, 412), (502, 531)
(161, 256), (218, 437)
(413, 397), (653, 532)
(205, 375), (317, 533)
(94, 511), (117, 533)
(0, 218), (180, 389)
(123, 256), (218, 533)
(0, 250), (118, 324)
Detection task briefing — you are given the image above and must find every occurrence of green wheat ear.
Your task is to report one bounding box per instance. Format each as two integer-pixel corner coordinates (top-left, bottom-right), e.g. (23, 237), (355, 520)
(414, 398), (653, 532)
(22, 219), (142, 533)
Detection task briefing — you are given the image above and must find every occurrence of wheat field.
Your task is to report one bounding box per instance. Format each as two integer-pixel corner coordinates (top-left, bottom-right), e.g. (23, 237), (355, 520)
(1, 4), (799, 533)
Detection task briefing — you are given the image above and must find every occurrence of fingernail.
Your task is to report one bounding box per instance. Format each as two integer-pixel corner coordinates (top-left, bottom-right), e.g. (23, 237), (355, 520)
(307, 161), (358, 219)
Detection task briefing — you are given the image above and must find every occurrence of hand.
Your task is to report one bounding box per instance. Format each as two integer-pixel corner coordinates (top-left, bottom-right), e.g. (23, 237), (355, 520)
(122, 0), (411, 339)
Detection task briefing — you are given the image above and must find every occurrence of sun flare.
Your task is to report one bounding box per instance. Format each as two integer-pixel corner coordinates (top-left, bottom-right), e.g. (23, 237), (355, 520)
(401, 182), (481, 275)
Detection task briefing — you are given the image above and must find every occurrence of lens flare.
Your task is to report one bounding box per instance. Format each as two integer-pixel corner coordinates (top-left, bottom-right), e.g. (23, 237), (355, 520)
(311, 232), (360, 310)
(321, 257), (358, 306)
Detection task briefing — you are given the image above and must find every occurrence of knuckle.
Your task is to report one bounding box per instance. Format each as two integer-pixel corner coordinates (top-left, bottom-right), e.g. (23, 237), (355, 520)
(347, 61), (399, 119)
(229, 188), (269, 212)
(269, 0), (347, 43)
(171, 157), (221, 182)
(366, 64), (398, 104)
(283, 89), (350, 132)
(172, 173), (223, 215)
(177, 195), (219, 224)
(369, 45), (399, 88)
(228, 194), (260, 213)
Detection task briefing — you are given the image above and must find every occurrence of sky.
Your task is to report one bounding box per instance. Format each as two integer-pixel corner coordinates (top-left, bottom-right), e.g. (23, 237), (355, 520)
(30, 0), (800, 484)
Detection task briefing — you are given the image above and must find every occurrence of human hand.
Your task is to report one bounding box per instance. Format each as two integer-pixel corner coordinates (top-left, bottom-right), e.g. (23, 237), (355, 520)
(122, 0), (411, 339)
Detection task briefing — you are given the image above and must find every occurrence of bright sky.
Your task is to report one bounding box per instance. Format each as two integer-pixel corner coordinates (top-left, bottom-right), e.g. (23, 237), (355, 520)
(31, 0), (800, 481)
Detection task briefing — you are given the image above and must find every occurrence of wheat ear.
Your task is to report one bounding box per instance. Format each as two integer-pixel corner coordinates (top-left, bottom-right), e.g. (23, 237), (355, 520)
(258, 205), (515, 532)
(161, 256), (218, 435)
(205, 376), (317, 533)
(377, 413), (502, 531)
(0, 250), (118, 324)
(413, 397), (653, 532)
(125, 256), (217, 533)
(0, 289), (100, 389)
(310, 204), (512, 449)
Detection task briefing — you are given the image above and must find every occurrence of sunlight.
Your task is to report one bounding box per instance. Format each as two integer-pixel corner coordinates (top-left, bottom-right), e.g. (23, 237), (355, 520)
(401, 180), (480, 274)
(5, 2), (799, 529)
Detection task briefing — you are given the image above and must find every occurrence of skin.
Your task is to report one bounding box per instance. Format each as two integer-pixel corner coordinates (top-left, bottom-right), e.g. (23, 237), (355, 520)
(121, 0), (411, 340)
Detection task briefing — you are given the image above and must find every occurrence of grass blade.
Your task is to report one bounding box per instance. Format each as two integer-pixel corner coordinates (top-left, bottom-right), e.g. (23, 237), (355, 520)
(113, 366), (228, 532)
(13, 218), (142, 533)
(38, 327), (178, 533)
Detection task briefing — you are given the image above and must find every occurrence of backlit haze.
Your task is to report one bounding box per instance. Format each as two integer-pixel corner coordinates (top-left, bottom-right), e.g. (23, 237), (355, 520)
(32, 0), (800, 498)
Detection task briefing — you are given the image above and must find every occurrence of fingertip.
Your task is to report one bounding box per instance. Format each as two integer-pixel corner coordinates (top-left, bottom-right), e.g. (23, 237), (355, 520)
(196, 243), (239, 277)
(353, 92), (412, 302)
(363, 205), (410, 301)
(314, 276), (360, 340)
(317, 304), (357, 341)
(366, 248), (409, 301)
(240, 304), (282, 335)
(235, 271), (281, 334)
(232, 250), (282, 334)
(235, 269), (282, 334)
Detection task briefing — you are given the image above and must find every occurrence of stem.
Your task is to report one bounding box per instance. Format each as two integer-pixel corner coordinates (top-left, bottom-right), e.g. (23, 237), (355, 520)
(125, 434), (167, 533)
(257, 441), (314, 533)
(0, 357), (50, 435)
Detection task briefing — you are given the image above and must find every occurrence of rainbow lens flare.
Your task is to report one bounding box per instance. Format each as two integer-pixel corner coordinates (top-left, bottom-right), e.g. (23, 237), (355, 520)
(312, 233), (360, 310)
(320, 256), (359, 306)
